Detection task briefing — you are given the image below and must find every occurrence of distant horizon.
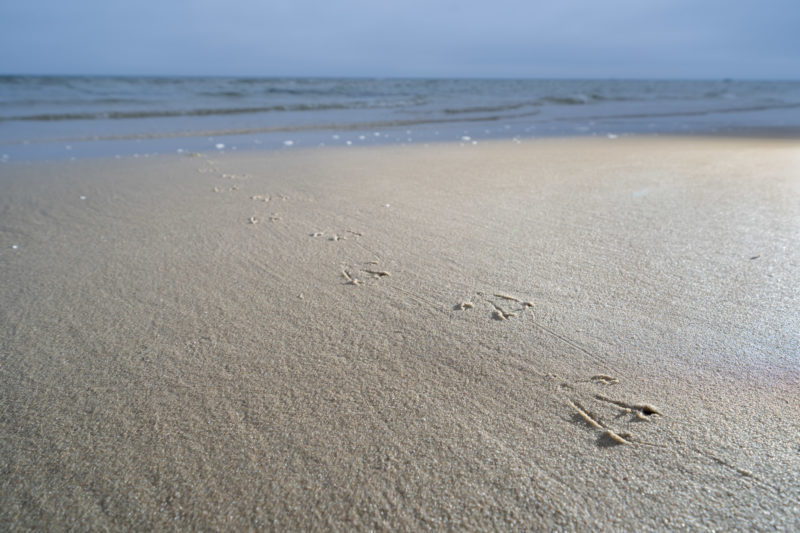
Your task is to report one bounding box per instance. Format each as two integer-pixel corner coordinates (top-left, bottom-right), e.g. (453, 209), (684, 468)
(2, 72), (800, 82)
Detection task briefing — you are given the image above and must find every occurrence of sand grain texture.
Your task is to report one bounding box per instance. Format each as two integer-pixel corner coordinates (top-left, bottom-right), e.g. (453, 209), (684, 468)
(1, 138), (798, 530)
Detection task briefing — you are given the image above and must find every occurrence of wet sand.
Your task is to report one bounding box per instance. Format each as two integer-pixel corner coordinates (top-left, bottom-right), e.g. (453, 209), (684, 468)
(1, 137), (798, 530)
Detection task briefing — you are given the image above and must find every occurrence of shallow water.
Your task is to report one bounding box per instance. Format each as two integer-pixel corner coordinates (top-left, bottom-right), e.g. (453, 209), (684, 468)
(1, 76), (799, 160)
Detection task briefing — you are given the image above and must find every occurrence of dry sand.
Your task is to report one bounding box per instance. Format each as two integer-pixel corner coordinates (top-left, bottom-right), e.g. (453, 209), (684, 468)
(1, 137), (798, 530)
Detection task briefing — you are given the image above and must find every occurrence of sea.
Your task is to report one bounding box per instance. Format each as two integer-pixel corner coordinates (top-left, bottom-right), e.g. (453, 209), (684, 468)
(1, 76), (799, 161)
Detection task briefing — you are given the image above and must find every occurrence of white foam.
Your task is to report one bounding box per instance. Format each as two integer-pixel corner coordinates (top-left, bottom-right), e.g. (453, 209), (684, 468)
(215, 143), (225, 150)
(283, 140), (294, 146)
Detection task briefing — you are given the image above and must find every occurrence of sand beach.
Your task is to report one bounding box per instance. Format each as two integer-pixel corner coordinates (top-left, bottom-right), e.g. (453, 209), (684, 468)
(1, 137), (798, 530)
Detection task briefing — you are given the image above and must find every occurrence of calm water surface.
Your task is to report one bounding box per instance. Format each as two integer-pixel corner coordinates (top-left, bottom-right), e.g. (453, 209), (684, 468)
(1, 77), (799, 160)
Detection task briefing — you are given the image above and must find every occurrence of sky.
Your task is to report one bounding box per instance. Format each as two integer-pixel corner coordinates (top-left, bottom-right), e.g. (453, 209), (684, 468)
(1, 0), (798, 79)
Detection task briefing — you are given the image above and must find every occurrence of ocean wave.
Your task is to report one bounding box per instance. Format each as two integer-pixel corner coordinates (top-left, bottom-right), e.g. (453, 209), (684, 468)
(443, 103), (528, 115)
(0, 97), (149, 107)
(0, 75), (81, 87)
(538, 95), (591, 105)
(1, 110), (543, 145)
(197, 91), (248, 98)
(442, 94), (643, 115)
(577, 102), (800, 121)
(0, 103), (372, 122)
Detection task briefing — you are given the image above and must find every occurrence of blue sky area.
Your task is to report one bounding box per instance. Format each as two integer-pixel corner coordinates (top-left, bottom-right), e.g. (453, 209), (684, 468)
(1, 0), (798, 79)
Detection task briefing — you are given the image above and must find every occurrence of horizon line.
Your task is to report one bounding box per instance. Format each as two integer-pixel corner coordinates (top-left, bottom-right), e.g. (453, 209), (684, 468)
(2, 72), (800, 82)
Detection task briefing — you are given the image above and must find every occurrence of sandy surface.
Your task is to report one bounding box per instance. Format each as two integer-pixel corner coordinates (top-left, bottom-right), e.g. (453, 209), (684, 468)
(1, 137), (798, 530)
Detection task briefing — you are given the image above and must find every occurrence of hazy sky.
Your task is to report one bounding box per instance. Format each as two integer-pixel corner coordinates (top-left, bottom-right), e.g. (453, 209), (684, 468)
(1, 0), (798, 78)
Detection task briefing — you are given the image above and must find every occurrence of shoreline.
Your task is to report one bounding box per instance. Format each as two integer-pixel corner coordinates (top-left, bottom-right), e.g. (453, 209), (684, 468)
(4, 126), (800, 164)
(1, 136), (798, 529)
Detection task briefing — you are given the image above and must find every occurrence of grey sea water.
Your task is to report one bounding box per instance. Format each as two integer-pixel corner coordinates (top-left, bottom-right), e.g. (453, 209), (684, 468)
(1, 76), (799, 160)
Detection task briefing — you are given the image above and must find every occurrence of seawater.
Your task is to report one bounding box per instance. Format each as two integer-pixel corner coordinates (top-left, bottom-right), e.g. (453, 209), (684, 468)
(1, 76), (799, 160)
